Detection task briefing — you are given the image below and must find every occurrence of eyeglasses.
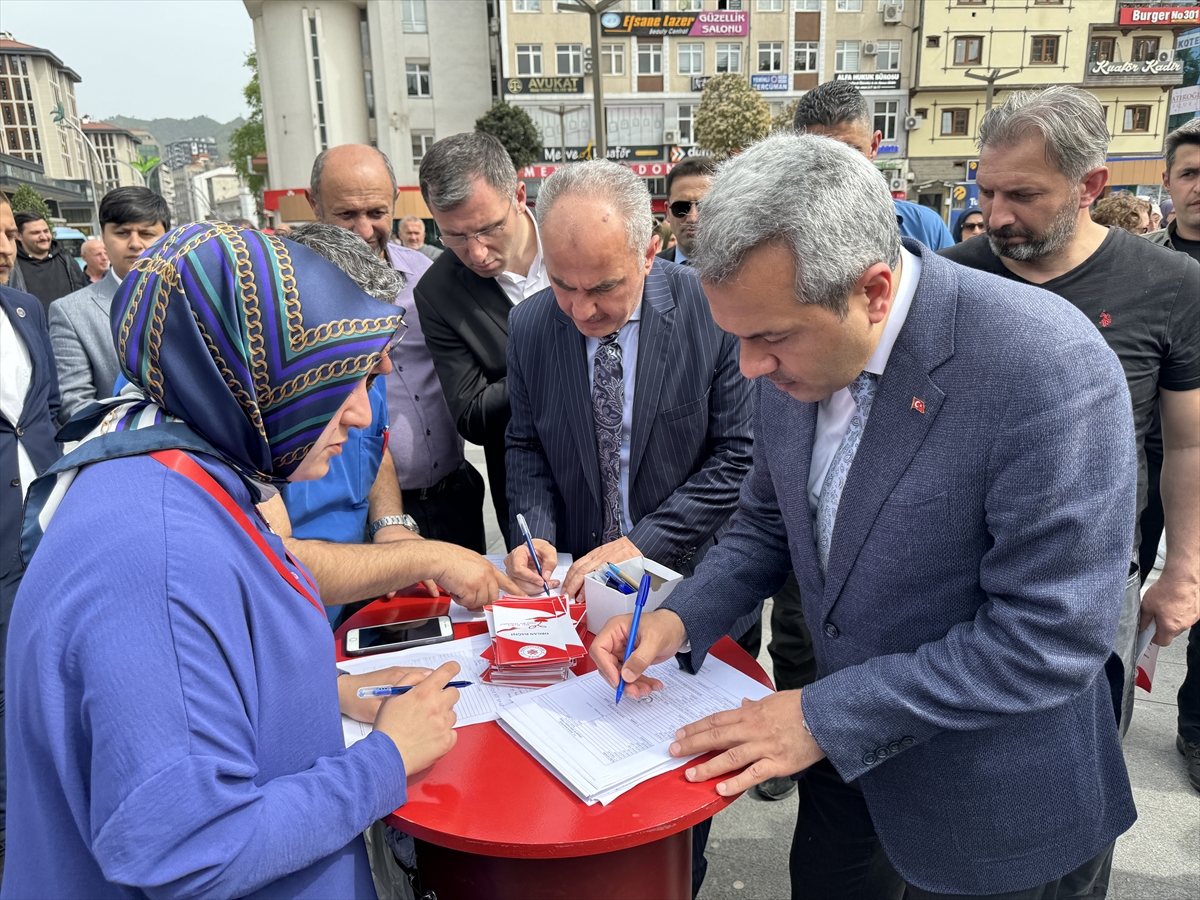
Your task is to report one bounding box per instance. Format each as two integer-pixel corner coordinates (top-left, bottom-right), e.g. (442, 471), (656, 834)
(439, 217), (509, 249)
(961, 220), (986, 234)
(364, 320), (408, 392)
(669, 199), (701, 220)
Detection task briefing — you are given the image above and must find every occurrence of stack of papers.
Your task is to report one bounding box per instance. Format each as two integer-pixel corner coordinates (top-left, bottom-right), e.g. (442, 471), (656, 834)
(449, 554), (574, 624)
(481, 595), (587, 687)
(338, 633), (535, 747)
(498, 655), (773, 805)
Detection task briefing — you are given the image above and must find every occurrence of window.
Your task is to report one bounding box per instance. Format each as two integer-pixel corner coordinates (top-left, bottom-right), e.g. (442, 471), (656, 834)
(308, 15), (328, 150)
(678, 103), (696, 144)
(406, 62), (431, 97)
(412, 132), (435, 162)
(1132, 38), (1159, 62)
(516, 44), (543, 76)
(758, 0), (784, 9)
(1029, 35), (1058, 65)
(794, 40), (818, 72)
(1089, 37), (1115, 64)
(1123, 105), (1150, 132)
(876, 39), (900, 70)
(631, 0), (663, 9)
(602, 43), (625, 75)
(638, 41), (663, 75)
(957, 0), (986, 4)
(941, 108), (969, 136)
(835, 40), (861, 72)
(718, 0), (744, 8)
(927, 36), (941, 48)
(512, 0), (541, 10)
(401, 0), (428, 32)
(874, 99), (898, 139)
(678, 43), (704, 75)
(557, 43), (583, 75)
(716, 43), (742, 73)
(759, 42), (783, 72)
(836, 0), (863, 10)
(793, 0), (820, 8)
(953, 36), (983, 65)
(679, 0), (703, 8)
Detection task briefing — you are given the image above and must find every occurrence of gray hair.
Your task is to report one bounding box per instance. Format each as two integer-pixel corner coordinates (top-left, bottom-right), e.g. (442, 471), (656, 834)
(419, 133), (518, 212)
(287, 223), (405, 302)
(693, 132), (900, 317)
(1164, 117), (1200, 174)
(310, 145), (397, 209)
(399, 215), (424, 226)
(977, 86), (1109, 183)
(792, 81), (870, 132)
(534, 159), (653, 257)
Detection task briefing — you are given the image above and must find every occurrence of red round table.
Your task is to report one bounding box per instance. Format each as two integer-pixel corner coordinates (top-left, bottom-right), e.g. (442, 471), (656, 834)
(334, 592), (773, 900)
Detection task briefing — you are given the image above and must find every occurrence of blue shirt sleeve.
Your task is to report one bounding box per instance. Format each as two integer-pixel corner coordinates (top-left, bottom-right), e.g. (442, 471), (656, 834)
(894, 200), (955, 251)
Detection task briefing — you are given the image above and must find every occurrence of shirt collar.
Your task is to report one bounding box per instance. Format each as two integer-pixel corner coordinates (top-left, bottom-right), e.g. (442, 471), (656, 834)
(108, 268), (123, 287)
(863, 245), (920, 377)
(674, 245), (688, 265)
(500, 208), (543, 286)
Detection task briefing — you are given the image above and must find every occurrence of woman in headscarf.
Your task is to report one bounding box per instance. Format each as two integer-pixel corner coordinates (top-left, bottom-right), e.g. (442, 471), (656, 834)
(3, 223), (459, 898)
(952, 208), (985, 244)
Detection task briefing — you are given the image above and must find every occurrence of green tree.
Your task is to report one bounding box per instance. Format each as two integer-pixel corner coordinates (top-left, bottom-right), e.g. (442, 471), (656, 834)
(230, 50), (267, 212)
(9, 184), (53, 222)
(771, 98), (799, 133)
(694, 73), (771, 159)
(475, 102), (542, 171)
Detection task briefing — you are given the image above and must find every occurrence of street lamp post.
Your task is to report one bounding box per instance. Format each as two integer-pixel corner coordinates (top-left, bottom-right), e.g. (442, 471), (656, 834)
(50, 102), (103, 231)
(557, 0), (622, 160)
(963, 68), (1020, 112)
(538, 104), (588, 164)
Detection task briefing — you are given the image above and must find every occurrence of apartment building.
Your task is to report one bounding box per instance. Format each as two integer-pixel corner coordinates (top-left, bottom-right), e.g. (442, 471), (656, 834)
(907, 0), (1189, 217)
(128, 128), (178, 211)
(83, 121), (146, 193)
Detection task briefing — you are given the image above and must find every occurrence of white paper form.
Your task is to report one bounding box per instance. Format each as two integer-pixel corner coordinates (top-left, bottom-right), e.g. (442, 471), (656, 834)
(338, 633), (534, 747)
(448, 554), (574, 623)
(498, 654), (773, 805)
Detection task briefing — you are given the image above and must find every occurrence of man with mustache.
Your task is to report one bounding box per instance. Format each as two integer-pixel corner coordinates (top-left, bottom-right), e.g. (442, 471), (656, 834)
(942, 88), (1200, 746)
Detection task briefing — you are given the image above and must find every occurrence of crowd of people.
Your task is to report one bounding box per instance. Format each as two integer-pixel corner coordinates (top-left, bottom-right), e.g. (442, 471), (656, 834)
(0, 80), (1196, 899)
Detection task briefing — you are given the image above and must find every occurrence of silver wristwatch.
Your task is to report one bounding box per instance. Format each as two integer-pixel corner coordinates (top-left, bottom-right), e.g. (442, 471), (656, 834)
(369, 514), (420, 538)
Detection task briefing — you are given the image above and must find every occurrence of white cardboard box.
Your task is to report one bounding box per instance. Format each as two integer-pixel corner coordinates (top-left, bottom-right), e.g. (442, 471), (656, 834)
(583, 557), (684, 635)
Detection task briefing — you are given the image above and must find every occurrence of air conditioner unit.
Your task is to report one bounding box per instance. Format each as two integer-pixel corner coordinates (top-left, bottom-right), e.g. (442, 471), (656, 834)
(584, 46), (593, 58)
(882, 3), (903, 24)
(888, 174), (907, 193)
(863, 41), (879, 56)
(903, 114), (922, 131)
(1157, 49), (1175, 65)
(584, 60), (594, 73)
(663, 129), (678, 143)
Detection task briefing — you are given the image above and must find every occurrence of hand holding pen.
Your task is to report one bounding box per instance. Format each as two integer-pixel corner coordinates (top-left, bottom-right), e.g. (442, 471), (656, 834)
(503, 514), (560, 596)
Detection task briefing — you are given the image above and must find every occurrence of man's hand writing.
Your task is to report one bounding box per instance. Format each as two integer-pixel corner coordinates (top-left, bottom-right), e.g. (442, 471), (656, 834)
(338, 666), (432, 724)
(589, 608), (688, 699)
(504, 539), (559, 595)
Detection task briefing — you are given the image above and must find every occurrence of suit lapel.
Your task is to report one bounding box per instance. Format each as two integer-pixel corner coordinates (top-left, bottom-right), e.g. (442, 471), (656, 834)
(456, 260), (513, 334)
(554, 306), (602, 506)
(91, 270), (118, 316)
(1, 290), (40, 411)
(629, 266), (675, 483)
(781, 392), (822, 587)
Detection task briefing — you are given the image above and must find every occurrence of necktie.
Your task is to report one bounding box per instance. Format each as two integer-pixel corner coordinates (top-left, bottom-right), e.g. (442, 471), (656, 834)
(593, 333), (625, 542)
(814, 371), (878, 574)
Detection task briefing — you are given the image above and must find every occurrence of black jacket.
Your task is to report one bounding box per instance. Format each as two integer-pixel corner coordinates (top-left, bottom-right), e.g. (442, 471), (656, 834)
(15, 241), (88, 312)
(412, 249), (513, 540)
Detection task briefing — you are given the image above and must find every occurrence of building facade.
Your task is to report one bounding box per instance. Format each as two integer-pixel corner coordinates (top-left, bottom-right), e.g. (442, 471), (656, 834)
(83, 121), (145, 194)
(907, 0), (1188, 218)
(128, 128), (178, 213)
(165, 137), (219, 170)
(244, 0), (494, 225)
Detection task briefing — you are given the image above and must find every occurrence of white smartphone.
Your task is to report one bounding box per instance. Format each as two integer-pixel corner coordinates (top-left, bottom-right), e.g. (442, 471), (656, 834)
(344, 616), (454, 656)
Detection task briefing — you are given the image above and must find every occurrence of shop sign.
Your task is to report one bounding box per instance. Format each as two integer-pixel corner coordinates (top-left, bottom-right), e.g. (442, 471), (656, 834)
(1118, 6), (1200, 26)
(669, 145), (709, 163)
(600, 9), (748, 37)
(833, 71), (902, 90)
(1178, 28), (1200, 52)
(1088, 58), (1183, 76)
(1170, 84), (1200, 115)
(878, 144), (901, 154)
(518, 161), (676, 179)
(505, 76), (586, 95)
(751, 74), (790, 92)
(690, 76), (712, 92)
(541, 144), (665, 163)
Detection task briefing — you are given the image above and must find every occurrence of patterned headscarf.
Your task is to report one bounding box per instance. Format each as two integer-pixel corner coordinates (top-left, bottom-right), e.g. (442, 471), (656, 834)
(21, 222), (402, 563)
(114, 221), (402, 479)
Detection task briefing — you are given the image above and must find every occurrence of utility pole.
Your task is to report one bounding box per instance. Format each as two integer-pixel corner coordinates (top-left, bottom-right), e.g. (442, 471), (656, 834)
(963, 68), (1020, 112)
(558, 0), (622, 160)
(538, 104), (588, 164)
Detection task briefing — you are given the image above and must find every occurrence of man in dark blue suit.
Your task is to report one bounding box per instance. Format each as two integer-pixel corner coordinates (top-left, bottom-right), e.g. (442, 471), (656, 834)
(0, 191), (62, 873)
(592, 134), (1139, 898)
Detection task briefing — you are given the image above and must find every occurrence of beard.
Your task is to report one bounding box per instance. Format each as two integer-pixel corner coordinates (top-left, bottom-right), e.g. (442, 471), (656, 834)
(986, 192), (1079, 262)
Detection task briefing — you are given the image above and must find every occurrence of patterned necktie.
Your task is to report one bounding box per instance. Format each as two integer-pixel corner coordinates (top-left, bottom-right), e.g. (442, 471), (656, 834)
(593, 333), (625, 542)
(814, 371), (879, 574)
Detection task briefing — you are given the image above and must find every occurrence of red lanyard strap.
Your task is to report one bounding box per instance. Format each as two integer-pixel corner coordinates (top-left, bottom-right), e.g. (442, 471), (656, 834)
(149, 450), (324, 616)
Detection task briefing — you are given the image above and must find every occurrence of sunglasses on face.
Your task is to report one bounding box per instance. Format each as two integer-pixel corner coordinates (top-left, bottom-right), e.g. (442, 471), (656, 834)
(669, 199), (701, 219)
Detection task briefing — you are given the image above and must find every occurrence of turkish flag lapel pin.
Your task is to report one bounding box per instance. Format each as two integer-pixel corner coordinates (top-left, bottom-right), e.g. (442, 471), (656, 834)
(911, 397), (926, 414)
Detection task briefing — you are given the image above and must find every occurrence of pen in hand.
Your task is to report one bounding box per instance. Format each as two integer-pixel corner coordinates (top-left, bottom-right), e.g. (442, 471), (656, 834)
(358, 681), (473, 698)
(615, 573), (653, 705)
(516, 512), (551, 596)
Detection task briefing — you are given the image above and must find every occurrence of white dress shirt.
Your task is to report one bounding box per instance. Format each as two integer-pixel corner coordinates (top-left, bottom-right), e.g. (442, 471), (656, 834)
(495, 210), (549, 307)
(807, 247), (921, 514)
(0, 305), (37, 499)
(585, 303), (642, 536)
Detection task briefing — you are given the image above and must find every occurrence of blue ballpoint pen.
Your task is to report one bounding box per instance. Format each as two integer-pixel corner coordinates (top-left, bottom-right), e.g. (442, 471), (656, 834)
(357, 681), (473, 698)
(516, 512), (551, 596)
(615, 573), (652, 705)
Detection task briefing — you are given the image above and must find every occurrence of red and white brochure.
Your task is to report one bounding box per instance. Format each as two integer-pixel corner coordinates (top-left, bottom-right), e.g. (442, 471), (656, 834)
(489, 596), (585, 668)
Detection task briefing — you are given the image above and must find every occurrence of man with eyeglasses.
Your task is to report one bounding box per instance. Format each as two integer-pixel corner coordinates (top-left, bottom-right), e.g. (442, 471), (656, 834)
(658, 156), (716, 265)
(415, 133), (550, 542)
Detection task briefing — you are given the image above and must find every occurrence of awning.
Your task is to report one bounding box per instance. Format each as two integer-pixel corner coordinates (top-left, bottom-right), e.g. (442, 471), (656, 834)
(1105, 157), (1165, 187)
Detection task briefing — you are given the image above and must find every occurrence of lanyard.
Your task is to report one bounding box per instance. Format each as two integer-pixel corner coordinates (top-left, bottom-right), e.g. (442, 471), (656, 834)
(149, 450), (323, 616)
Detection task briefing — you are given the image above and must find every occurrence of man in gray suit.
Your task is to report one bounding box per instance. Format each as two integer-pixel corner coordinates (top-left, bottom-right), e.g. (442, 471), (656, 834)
(592, 133), (1138, 897)
(49, 187), (169, 425)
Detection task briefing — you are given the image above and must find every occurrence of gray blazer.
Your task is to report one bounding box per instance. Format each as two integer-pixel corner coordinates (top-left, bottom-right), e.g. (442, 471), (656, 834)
(47, 269), (122, 426)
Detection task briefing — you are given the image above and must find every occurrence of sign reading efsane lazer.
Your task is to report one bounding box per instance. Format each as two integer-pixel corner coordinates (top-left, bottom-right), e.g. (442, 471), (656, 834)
(600, 9), (748, 37)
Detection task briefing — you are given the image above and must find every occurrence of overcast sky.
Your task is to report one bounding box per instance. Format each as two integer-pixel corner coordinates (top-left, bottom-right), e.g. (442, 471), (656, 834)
(2, 0), (255, 122)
